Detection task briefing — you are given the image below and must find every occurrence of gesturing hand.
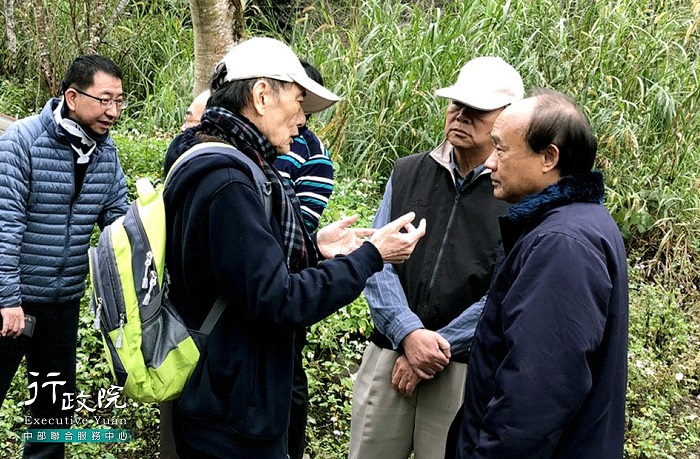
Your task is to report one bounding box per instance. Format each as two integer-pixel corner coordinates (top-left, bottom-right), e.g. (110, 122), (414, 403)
(316, 215), (375, 259)
(369, 212), (426, 263)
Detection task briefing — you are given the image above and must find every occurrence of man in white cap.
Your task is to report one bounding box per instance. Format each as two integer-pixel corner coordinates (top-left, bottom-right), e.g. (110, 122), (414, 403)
(348, 56), (524, 459)
(162, 37), (426, 459)
(165, 59), (338, 459)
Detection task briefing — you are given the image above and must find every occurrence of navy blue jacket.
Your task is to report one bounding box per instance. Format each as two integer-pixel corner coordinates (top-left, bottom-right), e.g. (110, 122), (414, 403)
(448, 172), (629, 459)
(163, 136), (383, 458)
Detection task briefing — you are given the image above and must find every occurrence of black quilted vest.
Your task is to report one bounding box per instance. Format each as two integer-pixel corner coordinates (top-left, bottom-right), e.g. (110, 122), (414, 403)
(370, 151), (510, 353)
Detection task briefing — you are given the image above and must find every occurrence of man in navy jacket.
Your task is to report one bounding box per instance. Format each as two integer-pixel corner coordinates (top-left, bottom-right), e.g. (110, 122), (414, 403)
(163, 37), (425, 459)
(446, 89), (629, 458)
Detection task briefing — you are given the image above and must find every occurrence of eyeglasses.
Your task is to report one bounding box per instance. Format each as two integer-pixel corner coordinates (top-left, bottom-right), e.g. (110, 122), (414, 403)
(449, 101), (492, 119)
(72, 88), (128, 110)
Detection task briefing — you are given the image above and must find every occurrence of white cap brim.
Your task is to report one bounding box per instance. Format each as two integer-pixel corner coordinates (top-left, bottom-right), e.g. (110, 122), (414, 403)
(435, 86), (513, 111)
(290, 73), (341, 113)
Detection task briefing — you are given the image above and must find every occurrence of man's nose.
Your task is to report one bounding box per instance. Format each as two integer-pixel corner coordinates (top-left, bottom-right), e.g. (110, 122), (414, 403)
(296, 108), (306, 127)
(105, 103), (120, 118)
(456, 106), (472, 122)
(485, 150), (498, 170)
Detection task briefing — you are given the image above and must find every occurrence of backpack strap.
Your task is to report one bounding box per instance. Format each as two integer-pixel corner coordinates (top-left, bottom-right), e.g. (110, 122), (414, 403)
(199, 296), (227, 335)
(166, 142), (273, 220)
(166, 142), (274, 337)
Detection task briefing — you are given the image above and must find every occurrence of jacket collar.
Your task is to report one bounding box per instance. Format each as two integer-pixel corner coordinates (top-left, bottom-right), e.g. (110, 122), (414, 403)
(500, 171), (606, 253)
(428, 139), (493, 185)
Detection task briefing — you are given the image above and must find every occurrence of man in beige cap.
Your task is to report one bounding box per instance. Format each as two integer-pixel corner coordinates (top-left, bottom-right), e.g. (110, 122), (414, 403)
(162, 37), (426, 459)
(348, 56), (524, 459)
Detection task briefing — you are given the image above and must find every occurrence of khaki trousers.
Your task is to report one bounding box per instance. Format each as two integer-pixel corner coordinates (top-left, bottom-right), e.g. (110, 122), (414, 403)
(348, 342), (467, 459)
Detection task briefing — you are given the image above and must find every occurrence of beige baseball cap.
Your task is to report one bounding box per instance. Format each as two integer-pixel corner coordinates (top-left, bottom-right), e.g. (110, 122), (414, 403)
(216, 37), (341, 114)
(435, 56), (524, 110)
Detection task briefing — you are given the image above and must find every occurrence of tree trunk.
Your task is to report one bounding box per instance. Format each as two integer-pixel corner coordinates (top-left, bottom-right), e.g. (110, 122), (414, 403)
(189, 0), (246, 96)
(87, 0), (130, 53)
(29, 0), (57, 93)
(4, 0), (17, 58)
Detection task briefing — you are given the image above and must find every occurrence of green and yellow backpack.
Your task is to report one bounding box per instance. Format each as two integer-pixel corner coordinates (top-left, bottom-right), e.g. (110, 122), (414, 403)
(88, 142), (271, 403)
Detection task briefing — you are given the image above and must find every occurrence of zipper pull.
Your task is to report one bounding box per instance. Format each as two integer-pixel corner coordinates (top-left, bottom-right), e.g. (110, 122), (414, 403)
(142, 271), (158, 306)
(116, 313), (125, 348)
(93, 298), (102, 330)
(142, 252), (153, 289)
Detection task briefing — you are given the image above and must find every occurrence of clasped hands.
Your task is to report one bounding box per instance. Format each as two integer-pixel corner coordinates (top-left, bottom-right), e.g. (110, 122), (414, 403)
(392, 329), (451, 398)
(316, 211), (426, 263)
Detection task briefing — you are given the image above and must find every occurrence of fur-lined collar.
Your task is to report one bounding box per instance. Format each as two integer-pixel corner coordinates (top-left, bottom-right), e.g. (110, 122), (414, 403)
(506, 171), (605, 225)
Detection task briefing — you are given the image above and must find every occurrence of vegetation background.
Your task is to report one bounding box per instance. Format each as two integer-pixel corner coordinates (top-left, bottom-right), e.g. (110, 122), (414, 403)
(1, 0), (699, 457)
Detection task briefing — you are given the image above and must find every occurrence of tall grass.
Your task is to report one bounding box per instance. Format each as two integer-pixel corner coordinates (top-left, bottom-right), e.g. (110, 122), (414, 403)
(0, 0), (699, 457)
(0, 0), (194, 127)
(285, 0), (700, 278)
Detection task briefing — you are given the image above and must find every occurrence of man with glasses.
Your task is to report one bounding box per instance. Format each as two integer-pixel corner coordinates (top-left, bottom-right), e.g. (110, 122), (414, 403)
(0, 54), (128, 459)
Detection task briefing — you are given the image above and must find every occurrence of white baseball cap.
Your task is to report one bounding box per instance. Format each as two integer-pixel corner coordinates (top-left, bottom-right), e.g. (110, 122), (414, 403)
(435, 56), (524, 111)
(216, 37), (341, 114)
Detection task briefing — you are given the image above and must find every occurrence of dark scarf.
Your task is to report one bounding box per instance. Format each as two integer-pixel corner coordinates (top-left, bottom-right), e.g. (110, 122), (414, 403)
(499, 171), (606, 254)
(188, 107), (317, 272)
(507, 171), (605, 224)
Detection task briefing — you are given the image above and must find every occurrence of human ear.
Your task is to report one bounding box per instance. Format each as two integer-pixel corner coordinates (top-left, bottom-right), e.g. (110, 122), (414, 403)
(541, 144), (559, 173)
(251, 80), (269, 116)
(64, 89), (79, 112)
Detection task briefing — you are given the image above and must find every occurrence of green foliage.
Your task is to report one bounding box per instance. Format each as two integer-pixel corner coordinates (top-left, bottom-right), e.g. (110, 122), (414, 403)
(0, 0), (194, 126)
(111, 130), (173, 195)
(112, 0), (195, 131)
(625, 267), (700, 458)
(305, 297), (371, 456)
(1, 0), (700, 457)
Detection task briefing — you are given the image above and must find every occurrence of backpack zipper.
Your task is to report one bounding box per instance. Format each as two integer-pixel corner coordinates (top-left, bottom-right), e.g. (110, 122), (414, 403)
(116, 312), (125, 348)
(130, 203), (160, 307)
(142, 252), (153, 289)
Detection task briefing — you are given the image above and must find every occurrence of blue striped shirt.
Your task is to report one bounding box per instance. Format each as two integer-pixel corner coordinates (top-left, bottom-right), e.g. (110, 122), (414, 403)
(275, 126), (334, 232)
